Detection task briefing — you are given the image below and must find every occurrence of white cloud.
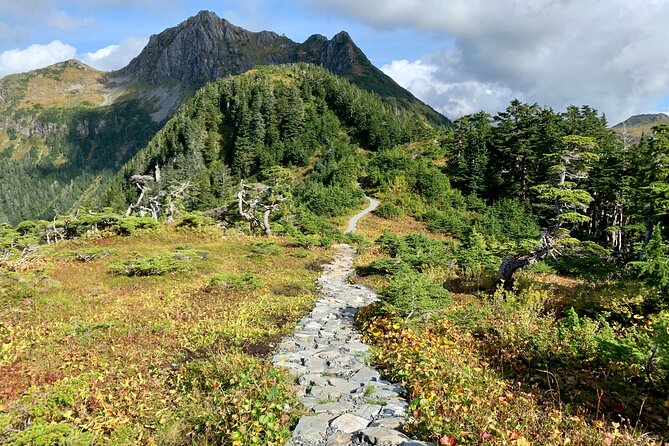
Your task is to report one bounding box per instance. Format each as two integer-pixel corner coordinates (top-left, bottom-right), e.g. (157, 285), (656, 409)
(0, 37), (147, 77)
(382, 57), (519, 118)
(309, 0), (669, 123)
(0, 40), (76, 77)
(81, 37), (147, 71)
(47, 10), (95, 31)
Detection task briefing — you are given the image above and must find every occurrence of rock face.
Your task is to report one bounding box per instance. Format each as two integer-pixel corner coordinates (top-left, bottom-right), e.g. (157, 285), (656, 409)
(272, 243), (422, 445)
(116, 11), (294, 86)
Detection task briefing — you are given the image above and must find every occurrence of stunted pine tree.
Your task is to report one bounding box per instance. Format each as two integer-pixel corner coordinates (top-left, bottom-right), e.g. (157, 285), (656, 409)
(498, 135), (599, 290)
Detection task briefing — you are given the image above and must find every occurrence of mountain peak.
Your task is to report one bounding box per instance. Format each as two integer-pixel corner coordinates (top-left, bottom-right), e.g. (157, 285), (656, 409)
(187, 10), (237, 31)
(332, 31), (353, 42)
(115, 10), (286, 86)
(611, 113), (669, 141)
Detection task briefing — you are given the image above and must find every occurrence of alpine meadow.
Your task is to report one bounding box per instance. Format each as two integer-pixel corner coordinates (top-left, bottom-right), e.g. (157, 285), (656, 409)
(0, 7), (668, 446)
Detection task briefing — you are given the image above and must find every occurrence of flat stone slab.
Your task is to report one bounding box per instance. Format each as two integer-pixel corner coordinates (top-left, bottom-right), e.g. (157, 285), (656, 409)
(356, 427), (411, 445)
(353, 403), (382, 419)
(369, 416), (404, 429)
(330, 413), (370, 433)
(312, 401), (355, 414)
(326, 432), (354, 446)
(292, 413), (333, 443)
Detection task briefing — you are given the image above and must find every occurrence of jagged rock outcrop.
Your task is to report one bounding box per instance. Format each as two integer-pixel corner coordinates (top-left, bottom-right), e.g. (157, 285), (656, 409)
(114, 12), (294, 86)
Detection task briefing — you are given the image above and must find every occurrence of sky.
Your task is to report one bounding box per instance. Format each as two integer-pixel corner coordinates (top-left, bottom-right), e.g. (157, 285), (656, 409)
(1, 0), (668, 124)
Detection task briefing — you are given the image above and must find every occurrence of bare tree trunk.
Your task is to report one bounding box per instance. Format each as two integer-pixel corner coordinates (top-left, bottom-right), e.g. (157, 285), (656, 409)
(498, 224), (567, 292)
(262, 209), (272, 236)
(498, 254), (536, 291)
(126, 184), (148, 217)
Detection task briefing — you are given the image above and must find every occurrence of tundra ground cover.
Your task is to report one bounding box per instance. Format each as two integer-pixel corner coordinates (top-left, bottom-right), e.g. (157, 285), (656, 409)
(0, 226), (328, 445)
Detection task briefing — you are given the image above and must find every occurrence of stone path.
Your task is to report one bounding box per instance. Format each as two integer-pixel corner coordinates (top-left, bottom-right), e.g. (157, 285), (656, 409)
(272, 199), (432, 446)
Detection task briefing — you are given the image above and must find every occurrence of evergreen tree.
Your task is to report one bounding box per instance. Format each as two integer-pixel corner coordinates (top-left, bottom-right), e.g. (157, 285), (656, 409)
(448, 112), (493, 196)
(498, 135), (599, 290)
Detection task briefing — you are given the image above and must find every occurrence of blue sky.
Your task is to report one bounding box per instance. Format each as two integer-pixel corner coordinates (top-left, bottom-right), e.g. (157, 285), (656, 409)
(1, 0), (669, 124)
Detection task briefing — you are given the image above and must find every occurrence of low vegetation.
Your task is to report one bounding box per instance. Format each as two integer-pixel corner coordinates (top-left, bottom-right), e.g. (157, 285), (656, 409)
(0, 223), (329, 445)
(348, 102), (669, 443)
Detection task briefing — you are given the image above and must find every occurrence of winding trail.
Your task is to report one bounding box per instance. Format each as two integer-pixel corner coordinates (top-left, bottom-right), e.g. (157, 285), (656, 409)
(345, 196), (380, 234)
(273, 197), (429, 446)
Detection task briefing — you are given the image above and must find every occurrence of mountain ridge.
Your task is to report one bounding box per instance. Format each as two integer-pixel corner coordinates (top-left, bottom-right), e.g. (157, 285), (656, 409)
(111, 10), (445, 125)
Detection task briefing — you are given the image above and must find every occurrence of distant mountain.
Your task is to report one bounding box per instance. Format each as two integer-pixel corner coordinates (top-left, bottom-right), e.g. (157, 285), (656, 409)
(0, 61), (160, 224)
(611, 113), (669, 141)
(0, 11), (449, 225)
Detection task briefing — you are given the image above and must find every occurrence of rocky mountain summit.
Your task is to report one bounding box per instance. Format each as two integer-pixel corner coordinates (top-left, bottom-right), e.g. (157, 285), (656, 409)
(114, 10), (445, 124)
(115, 12), (293, 86)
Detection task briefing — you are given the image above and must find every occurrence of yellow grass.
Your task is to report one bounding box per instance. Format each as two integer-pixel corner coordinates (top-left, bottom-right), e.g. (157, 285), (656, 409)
(15, 65), (106, 110)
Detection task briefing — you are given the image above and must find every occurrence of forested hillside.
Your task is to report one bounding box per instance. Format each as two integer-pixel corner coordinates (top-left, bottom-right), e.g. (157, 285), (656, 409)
(0, 62), (160, 224)
(95, 64), (436, 218)
(0, 11), (448, 226)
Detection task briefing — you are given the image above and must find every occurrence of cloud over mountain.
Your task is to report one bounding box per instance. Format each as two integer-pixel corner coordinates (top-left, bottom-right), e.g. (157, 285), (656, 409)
(0, 37), (147, 77)
(310, 0), (669, 122)
(81, 37), (148, 71)
(0, 41), (76, 77)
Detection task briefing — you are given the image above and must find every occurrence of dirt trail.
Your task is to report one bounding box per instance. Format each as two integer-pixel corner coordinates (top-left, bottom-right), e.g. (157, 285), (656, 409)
(345, 196), (380, 234)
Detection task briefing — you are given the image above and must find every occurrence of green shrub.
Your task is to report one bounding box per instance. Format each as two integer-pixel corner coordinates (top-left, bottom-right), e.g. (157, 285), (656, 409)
(377, 232), (456, 271)
(290, 233), (334, 249)
(297, 182), (365, 216)
(110, 252), (200, 276)
(550, 241), (617, 281)
(283, 205), (341, 244)
(380, 269), (451, 317)
(476, 198), (540, 243)
(55, 247), (115, 262)
(423, 207), (471, 239)
(248, 241), (281, 257)
(652, 312), (669, 382)
(0, 271), (36, 308)
(178, 212), (215, 228)
(14, 220), (37, 236)
(209, 272), (262, 291)
(113, 216), (159, 236)
(173, 353), (300, 445)
(453, 229), (501, 291)
(373, 203), (402, 220)
(361, 258), (407, 276)
(526, 261), (556, 274)
(6, 422), (93, 446)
